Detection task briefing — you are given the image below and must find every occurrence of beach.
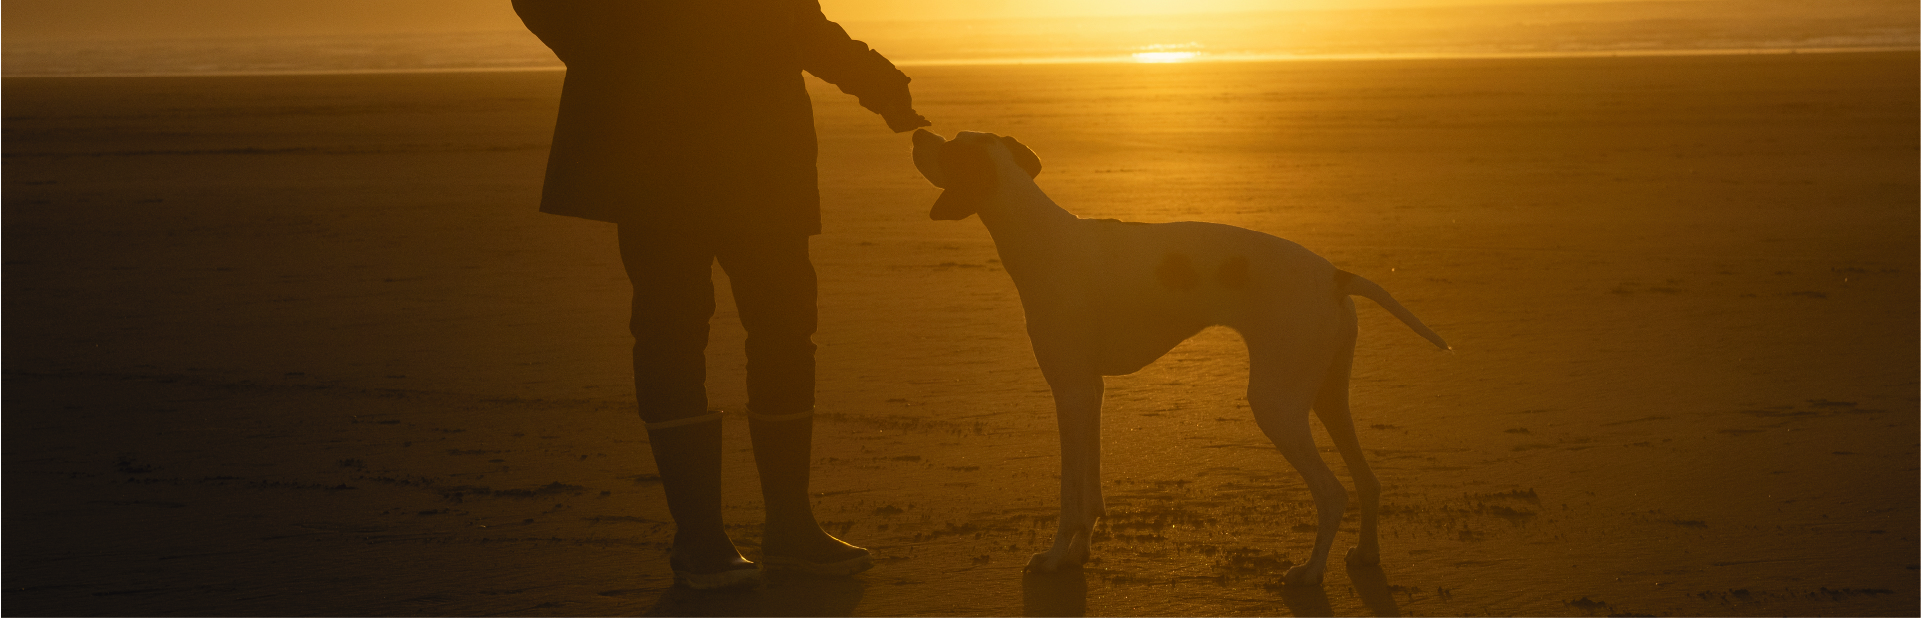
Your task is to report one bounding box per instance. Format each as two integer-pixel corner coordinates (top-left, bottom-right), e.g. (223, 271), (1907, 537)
(4, 51), (1917, 615)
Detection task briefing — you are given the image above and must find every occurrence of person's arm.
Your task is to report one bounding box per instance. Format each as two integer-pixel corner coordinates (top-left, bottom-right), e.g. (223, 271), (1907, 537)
(796, 2), (930, 133)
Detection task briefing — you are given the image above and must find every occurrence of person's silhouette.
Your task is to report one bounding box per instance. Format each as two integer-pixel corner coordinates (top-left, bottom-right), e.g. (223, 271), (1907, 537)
(513, 0), (930, 590)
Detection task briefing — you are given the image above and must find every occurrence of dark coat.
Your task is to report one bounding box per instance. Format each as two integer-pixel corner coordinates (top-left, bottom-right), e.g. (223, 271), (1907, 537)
(513, 0), (918, 234)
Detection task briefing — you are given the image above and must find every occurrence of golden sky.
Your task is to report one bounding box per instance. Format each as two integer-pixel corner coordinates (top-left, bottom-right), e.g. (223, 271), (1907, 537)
(3, 0), (1674, 40)
(827, 0), (1673, 20)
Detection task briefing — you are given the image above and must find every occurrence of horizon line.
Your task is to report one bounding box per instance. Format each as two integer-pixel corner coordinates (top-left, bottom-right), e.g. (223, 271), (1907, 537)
(2, 46), (1913, 80)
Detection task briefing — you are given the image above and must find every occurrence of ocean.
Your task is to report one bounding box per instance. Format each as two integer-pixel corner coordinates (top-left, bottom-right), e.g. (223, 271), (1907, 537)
(4, 0), (1914, 77)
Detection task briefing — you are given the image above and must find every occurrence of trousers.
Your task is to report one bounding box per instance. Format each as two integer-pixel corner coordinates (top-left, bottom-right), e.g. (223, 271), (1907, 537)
(618, 224), (817, 424)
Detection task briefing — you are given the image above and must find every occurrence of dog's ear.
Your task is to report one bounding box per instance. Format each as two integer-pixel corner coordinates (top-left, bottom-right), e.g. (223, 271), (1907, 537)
(911, 129), (949, 188)
(999, 135), (1041, 178)
(929, 137), (994, 221)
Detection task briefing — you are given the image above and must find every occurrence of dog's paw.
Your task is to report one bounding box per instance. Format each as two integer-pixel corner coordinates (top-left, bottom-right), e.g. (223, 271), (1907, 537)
(1345, 545), (1380, 567)
(1065, 530), (1093, 564)
(1068, 541), (1091, 565)
(1026, 551), (1066, 573)
(1026, 546), (1090, 573)
(1283, 563), (1326, 587)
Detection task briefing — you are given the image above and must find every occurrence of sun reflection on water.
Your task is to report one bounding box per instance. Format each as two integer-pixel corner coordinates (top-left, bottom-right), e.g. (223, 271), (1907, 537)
(1132, 51), (1197, 63)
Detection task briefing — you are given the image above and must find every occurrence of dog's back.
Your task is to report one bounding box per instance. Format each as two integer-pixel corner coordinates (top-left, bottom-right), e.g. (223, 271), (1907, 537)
(1047, 218), (1342, 375)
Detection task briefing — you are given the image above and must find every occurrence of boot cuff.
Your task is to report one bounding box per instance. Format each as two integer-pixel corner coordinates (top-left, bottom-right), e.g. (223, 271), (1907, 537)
(746, 408), (813, 422)
(646, 410), (725, 430)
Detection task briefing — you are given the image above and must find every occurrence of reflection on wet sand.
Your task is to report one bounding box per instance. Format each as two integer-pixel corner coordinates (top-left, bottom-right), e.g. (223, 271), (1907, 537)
(644, 572), (864, 617)
(1347, 561), (1403, 617)
(1022, 565), (1089, 617)
(1277, 579), (1335, 617)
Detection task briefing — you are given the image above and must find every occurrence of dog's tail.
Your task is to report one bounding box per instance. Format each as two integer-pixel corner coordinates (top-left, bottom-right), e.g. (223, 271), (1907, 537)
(1336, 270), (1450, 351)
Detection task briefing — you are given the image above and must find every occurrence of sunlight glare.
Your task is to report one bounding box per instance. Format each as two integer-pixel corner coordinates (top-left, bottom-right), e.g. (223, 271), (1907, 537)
(1133, 42), (1203, 63)
(1133, 51), (1196, 63)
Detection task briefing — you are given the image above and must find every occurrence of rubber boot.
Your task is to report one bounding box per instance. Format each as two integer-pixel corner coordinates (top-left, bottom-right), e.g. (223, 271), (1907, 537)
(646, 416), (762, 589)
(750, 413), (873, 575)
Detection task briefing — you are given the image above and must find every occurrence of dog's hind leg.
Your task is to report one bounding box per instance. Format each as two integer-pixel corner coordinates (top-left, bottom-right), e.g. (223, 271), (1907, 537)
(1247, 334), (1343, 586)
(1313, 299), (1381, 567)
(1028, 372), (1105, 573)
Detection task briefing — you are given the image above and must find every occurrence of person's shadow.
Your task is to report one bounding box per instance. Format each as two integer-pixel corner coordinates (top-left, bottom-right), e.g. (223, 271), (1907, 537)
(1021, 565), (1088, 617)
(643, 573), (865, 617)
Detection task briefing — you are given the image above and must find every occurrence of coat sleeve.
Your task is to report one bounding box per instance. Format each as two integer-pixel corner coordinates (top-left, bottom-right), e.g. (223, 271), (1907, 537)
(512, 0), (580, 64)
(796, 1), (928, 131)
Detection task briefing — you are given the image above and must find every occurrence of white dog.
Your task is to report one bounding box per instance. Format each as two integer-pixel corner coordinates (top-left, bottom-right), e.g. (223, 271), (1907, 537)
(910, 130), (1448, 585)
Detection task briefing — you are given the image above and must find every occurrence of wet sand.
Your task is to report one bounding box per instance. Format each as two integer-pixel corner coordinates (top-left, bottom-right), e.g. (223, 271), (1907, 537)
(4, 51), (1917, 616)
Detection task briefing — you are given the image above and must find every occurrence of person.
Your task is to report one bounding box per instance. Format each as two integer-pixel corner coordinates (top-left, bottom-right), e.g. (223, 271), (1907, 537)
(512, 0), (930, 590)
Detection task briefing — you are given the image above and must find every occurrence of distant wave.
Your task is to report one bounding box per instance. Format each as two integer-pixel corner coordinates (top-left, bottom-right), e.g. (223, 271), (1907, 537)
(3, 31), (563, 77)
(5, 1), (1915, 77)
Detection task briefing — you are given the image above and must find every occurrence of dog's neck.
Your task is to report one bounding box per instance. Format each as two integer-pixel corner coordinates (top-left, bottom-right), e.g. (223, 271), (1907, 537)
(976, 172), (1078, 274)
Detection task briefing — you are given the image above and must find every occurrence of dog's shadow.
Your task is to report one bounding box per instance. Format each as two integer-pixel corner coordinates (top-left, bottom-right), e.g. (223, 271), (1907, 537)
(1014, 562), (1404, 617)
(1277, 580), (1336, 618)
(642, 573), (865, 617)
(1021, 565), (1089, 617)
(1269, 562), (1403, 618)
(1346, 561), (1403, 617)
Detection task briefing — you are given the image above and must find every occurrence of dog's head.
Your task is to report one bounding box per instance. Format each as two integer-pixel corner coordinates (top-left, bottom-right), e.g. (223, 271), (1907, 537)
(912, 129), (1042, 220)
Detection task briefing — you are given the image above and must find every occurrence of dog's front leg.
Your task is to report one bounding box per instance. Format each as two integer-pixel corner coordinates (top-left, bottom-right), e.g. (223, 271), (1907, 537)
(1027, 373), (1104, 572)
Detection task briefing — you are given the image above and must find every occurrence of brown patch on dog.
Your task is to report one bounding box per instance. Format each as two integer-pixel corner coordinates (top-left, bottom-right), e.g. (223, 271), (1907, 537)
(1217, 255), (1250, 289)
(1157, 253), (1199, 291)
